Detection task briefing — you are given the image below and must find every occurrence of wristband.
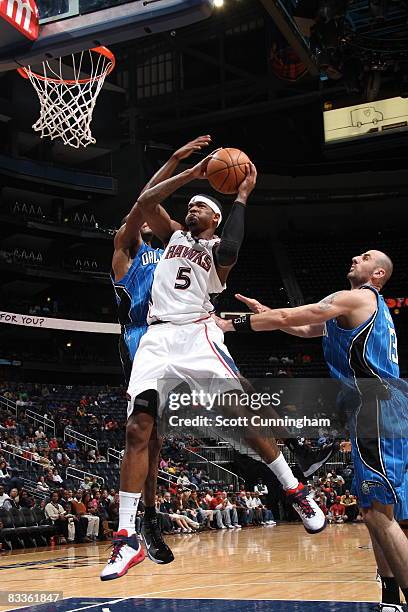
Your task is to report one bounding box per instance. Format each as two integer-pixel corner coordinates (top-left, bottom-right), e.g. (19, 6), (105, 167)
(231, 313), (253, 332)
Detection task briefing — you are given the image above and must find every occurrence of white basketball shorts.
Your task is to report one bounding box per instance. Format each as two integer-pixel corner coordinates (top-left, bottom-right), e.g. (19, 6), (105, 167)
(127, 318), (242, 418)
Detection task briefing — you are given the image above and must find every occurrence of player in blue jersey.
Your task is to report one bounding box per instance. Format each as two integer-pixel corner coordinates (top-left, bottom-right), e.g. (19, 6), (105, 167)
(112, 224), (164, 383)
(216, 249), (408, 610)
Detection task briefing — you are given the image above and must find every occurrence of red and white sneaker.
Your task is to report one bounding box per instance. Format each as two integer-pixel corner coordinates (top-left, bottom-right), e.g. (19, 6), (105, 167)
(285, 483), (327, 534)
(100, 530), (145, 581)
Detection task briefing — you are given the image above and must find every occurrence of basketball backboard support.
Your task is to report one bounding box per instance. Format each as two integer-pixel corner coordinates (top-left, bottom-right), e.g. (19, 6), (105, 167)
(0, 0), (214, 72)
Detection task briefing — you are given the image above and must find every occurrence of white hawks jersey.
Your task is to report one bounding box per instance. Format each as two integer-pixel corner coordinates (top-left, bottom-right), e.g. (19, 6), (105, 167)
(147, 230), (225, 324)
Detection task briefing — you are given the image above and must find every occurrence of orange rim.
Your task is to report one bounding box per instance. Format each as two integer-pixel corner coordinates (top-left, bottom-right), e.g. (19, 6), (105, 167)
(17, 46), (116, 84)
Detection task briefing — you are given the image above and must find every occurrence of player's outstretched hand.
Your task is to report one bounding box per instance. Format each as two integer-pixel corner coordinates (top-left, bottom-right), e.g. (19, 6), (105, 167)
(238, 162), (257, 200)
(173, 135), (212, 161)
(235, 293), (269, 314)
(212, 313), (231, 333)
(190, 149), (221, 180)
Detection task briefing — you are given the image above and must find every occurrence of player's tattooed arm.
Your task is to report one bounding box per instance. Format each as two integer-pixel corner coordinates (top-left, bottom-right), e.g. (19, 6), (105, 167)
(217, 289), (368, 332)
(317, 292), (342, 311)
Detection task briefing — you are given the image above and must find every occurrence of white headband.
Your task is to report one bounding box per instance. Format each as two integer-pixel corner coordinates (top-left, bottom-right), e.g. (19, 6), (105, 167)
(189, 195), (222, 227)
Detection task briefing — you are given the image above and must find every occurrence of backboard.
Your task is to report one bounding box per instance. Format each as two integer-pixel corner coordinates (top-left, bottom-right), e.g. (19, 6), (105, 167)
(0, 0), (213, 72)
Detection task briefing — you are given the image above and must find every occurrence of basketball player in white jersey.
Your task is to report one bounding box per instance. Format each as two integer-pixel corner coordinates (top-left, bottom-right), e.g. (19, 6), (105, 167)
(100, 153), (326, 580)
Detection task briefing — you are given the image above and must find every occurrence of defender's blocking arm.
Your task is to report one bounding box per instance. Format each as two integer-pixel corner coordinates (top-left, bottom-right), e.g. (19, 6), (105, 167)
(217, 290), (371, 333)
(233, 293), (325, 338)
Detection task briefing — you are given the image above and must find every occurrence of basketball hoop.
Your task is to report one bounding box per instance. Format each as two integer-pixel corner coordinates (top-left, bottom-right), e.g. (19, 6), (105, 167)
(17, 46), (116, 149)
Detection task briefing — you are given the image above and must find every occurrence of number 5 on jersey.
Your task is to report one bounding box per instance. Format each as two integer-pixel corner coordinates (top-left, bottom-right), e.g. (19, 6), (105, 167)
(175, 267), (192, 290)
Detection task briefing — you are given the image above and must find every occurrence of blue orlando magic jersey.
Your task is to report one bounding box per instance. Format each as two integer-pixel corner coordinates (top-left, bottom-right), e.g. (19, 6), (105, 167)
(112, 243), (163, 326)
(322, 285), (399, 385)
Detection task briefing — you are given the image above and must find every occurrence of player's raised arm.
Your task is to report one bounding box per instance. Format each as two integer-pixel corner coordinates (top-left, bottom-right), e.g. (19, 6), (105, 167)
(140, 135), (211, 196)
(112, 135), (211, 279)
(216, 289), (373, 333)
(214, 162), (257, 284)
(115, 135), (212, 251)
(136, 153), (215, 244)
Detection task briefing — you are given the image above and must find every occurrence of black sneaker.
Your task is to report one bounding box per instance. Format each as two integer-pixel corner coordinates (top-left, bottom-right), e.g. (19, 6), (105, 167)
(294, 440), (339, 477)
(142, 518), (174, 564)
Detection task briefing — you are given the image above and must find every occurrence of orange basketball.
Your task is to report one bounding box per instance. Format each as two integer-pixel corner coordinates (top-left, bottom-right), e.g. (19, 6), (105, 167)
(206, 148), (251, 194)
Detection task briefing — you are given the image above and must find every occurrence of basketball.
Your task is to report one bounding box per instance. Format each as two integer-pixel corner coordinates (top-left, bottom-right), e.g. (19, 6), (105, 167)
(207, 148), (251, 194)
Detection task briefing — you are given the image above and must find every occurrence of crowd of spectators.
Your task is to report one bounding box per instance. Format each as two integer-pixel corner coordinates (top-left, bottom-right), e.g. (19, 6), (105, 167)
(307, 471), (360, 524)
(0, 476), (279, 551)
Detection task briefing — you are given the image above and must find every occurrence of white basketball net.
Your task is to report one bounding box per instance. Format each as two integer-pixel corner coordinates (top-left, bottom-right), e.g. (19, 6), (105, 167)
(20, 48), (115, 149)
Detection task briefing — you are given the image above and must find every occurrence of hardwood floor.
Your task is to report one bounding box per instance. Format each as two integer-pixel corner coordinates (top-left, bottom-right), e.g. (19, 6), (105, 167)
(0, 523), (382, 611)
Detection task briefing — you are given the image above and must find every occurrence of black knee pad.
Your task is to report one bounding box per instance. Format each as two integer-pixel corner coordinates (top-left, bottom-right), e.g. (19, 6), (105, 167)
(129, 389), (158, 419)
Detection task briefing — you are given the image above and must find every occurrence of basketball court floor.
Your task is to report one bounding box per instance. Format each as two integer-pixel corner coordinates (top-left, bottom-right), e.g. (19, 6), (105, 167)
(0, 524), (384, 611)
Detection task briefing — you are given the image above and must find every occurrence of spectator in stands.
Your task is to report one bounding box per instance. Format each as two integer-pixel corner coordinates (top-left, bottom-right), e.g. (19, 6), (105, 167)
(246, 492), (263, 525)
(254, 479), (268, 497)
(340, 490), (358, 522)
(187, 490), (215, 529)
(159, 457), (169, 470)
(87, 449), (97, 462)
(0, 485), (10, 508)
(3, 488), (20, 510)
(49, 437), (59, 451)
(59, 489), (73, 509)
(104, 418), (118, 431)
(0, 461), (11, 485)
(235, 492), (252, 526)
(160, 491), (175, 515)
(159, 492), (197, 533)
(37, 476), (50, 493)
(51, 468), (64, 486)
(252, 492), (276, 525)
(71, 490), (99, 540)
(44, 491), (73, 544)
(221, 492), (241, 528)
(99, 489), (111, 515)
(329, 470), (345, 494)
(19, 490), (35, 509)
(4, 416), (16, 431)
(155, 495), (175, 534)
(35, 426), (46, 440)
(325, 489), (337, 510)
(328, 496), (347, 524)
(177, 470), (198, 490)
(65, 440), (78, 452)
(209, 491), (234, 529)
(80, 476), (92, 490)
(315, 492), (328, 516)
(86, 503), (103, 539)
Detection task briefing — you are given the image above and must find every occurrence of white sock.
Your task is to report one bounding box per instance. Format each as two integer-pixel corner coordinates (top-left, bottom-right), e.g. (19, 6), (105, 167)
(118, 491), (141, 535)
(267, 453), (299, 491)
